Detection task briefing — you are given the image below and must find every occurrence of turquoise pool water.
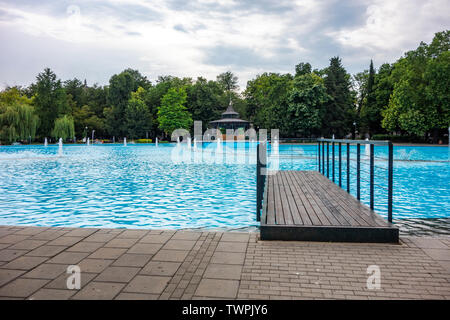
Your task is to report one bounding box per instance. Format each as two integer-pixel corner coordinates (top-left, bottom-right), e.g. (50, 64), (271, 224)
(0, 143), (448, 234)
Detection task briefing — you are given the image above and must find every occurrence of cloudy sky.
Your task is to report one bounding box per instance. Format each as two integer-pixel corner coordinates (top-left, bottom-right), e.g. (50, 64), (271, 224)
(0, 0), (449, 90)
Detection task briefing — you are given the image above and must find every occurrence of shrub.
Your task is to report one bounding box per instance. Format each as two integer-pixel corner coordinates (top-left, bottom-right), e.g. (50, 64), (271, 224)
(136, 139), (153, 143)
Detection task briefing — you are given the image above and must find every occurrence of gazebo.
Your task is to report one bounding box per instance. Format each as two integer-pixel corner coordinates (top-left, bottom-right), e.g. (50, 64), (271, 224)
(209, 100), (251, 133)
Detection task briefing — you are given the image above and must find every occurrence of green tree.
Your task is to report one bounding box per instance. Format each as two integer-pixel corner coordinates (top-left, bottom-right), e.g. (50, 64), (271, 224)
(244, 72), (293, 135)
(32, 68), (69, 138)
(105, 69), (151, 137)
(288, 73), (329, 136)
(52, 114), (75, 141)
(185, 77), (223, 126)
(157, 88), (192, 136)
(295, 62), (312, 77)
(125, 87), (153, 139)
(0, 88), (39, 144)
(322, 57), (355, 138)
(360, 60), (380, 135)
(382, 30), (449, 140)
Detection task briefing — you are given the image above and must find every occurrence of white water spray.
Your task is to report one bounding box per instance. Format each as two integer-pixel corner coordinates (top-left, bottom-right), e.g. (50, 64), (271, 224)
(44, 137), (48, 147)
(155, 137), (158, 147)
(193, 138), (197, 151)
(187, 137), (191, 149)
(58, 138), (63, 157)
(124, 137), (127, 147)
(87, 137), (90, 146)
(365, 138), (370, 156)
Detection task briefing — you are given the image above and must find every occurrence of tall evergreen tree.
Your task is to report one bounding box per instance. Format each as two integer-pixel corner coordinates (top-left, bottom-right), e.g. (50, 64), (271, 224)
(322, 57), (355, 138)
(33, 68), (69, 138)
(360, 60), (379, 135)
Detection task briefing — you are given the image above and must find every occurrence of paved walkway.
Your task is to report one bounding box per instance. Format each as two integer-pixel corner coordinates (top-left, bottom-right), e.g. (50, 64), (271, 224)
(0, 225), (448, 300)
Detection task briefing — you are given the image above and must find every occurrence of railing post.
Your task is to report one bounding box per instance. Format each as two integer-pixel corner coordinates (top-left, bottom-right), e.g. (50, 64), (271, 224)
(322, 141), (325, 174)
(346, 143), (350, 193)
(388, 142), (393, 222)
(370, 143), (374, 210)
(339, 142), (342, 187)
(326, 142), (329, 178)
(357, 143), (360, 200)
(256, 143), (261, 221)
(318, 140), (321, 173)
(332, 141), (335, 182)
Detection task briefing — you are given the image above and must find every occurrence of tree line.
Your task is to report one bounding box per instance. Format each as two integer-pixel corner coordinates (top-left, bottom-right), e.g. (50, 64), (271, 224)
(0, 30), (448, 144)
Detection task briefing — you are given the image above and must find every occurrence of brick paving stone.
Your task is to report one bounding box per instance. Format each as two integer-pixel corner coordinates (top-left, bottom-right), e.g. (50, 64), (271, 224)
(171, 232), (201, 241)
(0, 269), (25, 287)
(195, 279), (239, 298)
(203, 264), (242, 280)
(127, 243), (163, 255)
(210, 252), (245, 265)
(47, 237), (83, 247)
(26, 245), (67, 257)
(84, 233), (117, 243)
(141, 261), (181, 276)
(153, 250), (189, 262)
(66, 241), (104, 253)
(72, 281), (124, 300)
(215, 241), (247, 253)
(0, 249), (28, 262)
(115, 292), (159, 300)
(46, 272), (97, 290)
(0, 235), (30, 244)
(23, 263), (68, 280)
(9, 240), (47, 251)
(63, 228), (98, 238)
(221, 233), (250, 243)
(421, 248), (450, 261)
(116, 230), (148, 239)
(48, 252), (90, 264)
(2, 256), (47, 270)
(77, 259), (113, 273)
(113, 254), (152, 267)
(88, 248), (126, 259)
(162, 240), (196, 251)
(139, 234), (173, 244)
(123, 275), (170, 294)
(0, 278), (49, 298)
(30, 230), (68, 241)
(28, 288), (76, 300)
(105, 238), (139, 248)
(95, 266), (140, 283)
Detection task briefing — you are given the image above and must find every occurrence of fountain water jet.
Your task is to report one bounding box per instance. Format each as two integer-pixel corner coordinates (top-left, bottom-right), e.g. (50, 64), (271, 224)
(87, 138), (90, 146)
(44, 137), (48, 147)
(193, 138), (197, 151)
(187, 137), (191, 149)
(365, 138), (370, 156)
(58, 138), (63, 157)
(124, 138), (127, 146)
(177, 137), (180, 147)
(155, 137), (158, 147)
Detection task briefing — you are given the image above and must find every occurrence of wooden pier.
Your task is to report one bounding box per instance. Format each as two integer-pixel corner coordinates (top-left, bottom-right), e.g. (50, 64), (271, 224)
(260, 171), (399, 243)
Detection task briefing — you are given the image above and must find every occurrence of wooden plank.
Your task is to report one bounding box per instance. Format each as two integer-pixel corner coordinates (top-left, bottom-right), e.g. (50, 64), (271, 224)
(279, 171), (303, 225)
(311, 172), (389, 227)
(289, 171), (328, 225)
(293, 171), (340, 226)
(285, 171), (317, 225)
(266, 175), (276, 225)
(273, 173), (285, 225)
(303, 172), (353, 226)
(278, 172), (294, 225)
(303, 172), (362, 227)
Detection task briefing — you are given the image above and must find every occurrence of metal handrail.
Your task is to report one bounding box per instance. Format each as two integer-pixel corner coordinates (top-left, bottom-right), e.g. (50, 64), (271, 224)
(256, 142), (267, 221)
(317, 138), (394, 223)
